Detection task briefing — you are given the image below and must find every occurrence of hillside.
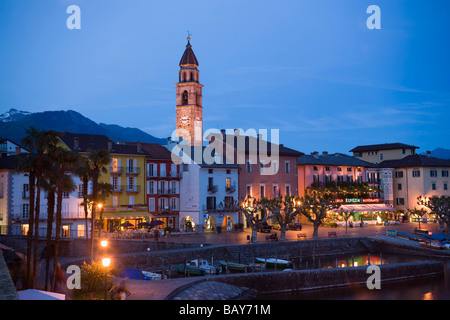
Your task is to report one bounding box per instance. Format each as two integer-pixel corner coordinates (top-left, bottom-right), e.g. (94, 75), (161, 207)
(0, 109), (166, 146)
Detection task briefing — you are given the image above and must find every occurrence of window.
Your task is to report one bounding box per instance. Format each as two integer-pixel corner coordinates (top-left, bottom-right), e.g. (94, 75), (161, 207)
(160, 163), (166, 177)
(148, 198), (155, 212)
(346, 175), (353, 182)
(207, 197), (216, 210)
(148, 163), (157, 177)
(112, 158), (119, 173)
(148, 181), (156, 194)
(444, 183), (448, 190)
(113, 196), (118, 208)
(412, 170), (420, 177)
(260, 185), (265, 198)
(127, 158), (136, 173)
(325, 175), (332, 182)
(22, 184), (30, 199)
(129, 196), (135, 206)
(432, 183), (437, 190)
(396, 198), (405, 205)
(171, 164), (178, 177)
(226, 169), (231, 174)
(0, 183), (3, 198)
(430, 170), (438, 177)
(170, 198), (178, 210)
(226, 177), (231, 189)
(259, 161), (265, 174)
(170, 181), (178, 194)
(402, 148), (406, 154)
(77, 225), (85, 238)
(285, 185), (291, 196)
(208, 169), (213, 174)
(159, 198), (168, 211)
(285, 161), (290, 173)
(380, 154), (384, 161)
(272, 160), (278, 174)
(442, 170), (449, 177)
(160, 181), (167, 194)
(337, 167), (342, 172)
(337, 175), (344, 182)
(246, 185), (252, 197)
(313, 174), (319, 183)
(273, 185), (279, 197)
(395, 171), (404, 178)
(63, 191), (70, 198)
(22, 203), (30, 219)
(347, 167), (352, 172)
(313, 166), (318, 171)
(128, 177), (134, 191)
(398, 183), (402, 190)
(325, 166), (330, 172)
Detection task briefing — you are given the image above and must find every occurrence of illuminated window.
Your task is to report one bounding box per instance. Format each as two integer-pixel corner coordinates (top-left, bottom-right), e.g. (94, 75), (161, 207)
(112, 158), (119, 172)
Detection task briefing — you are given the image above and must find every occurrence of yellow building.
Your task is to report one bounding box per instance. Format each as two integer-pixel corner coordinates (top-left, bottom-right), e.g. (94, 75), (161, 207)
(58, 133), (149, 231)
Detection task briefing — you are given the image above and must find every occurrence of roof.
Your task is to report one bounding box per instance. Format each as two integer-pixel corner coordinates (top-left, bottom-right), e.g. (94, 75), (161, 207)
(297, 153), (376, 167)
(350, 143), (419, 153)
(125, 142), (174, 160)
(169, 145), (240, 169)
(179, 39), (199, 66)
(377, 154), (450, 168)
(0, 154), (28, 170)
(216, 134), (304, 157)
(59, 132), (147, 156)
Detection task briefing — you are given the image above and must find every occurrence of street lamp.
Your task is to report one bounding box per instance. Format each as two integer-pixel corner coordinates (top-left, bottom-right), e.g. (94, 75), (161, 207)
(102, 257), (111, 300)
(100, 240), (108, 248)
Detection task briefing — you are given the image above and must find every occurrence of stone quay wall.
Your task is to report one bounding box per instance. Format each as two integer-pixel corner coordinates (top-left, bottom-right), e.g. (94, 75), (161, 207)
(109, 237), (379, 270)
(203, 260), (444, 295)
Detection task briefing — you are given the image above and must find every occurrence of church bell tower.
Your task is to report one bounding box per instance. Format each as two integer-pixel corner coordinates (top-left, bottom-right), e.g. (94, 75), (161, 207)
(175, 35), (203, 146)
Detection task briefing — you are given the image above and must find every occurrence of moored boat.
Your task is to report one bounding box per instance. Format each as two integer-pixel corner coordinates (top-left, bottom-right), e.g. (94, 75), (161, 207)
(175, 264), (206, 276)
(142, 271), (162, 280)
(218, 260), (248, 272)
(419, 240), (448, 250)
(255, 257), (293, 269)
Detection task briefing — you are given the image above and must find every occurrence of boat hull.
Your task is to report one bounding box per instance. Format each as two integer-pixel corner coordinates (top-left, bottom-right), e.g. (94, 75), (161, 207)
(255, 258), (292, 269)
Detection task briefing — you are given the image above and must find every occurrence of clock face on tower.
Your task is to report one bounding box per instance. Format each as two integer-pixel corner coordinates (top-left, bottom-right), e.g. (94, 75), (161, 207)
(179, 115), (190, 126)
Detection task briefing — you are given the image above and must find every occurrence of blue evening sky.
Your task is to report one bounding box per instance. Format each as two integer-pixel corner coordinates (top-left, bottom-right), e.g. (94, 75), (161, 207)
(0, 0), (449, 154)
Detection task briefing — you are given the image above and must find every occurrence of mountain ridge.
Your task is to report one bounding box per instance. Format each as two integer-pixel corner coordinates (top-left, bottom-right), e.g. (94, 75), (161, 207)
(0, 108), (166, 146)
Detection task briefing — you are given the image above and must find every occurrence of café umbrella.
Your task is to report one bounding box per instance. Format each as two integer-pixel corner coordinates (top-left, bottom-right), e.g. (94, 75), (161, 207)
(120, 221), (134, 227)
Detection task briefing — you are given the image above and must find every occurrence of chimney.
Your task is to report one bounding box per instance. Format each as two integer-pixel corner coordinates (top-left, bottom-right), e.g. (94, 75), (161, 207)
(108, 140), (113, 151)
(322, 151), (328, 155)
(311, 151), (319, 159)
(137, 141), (142, 153)
(74, 137), (79, 149)
(426, 150), (431, 157)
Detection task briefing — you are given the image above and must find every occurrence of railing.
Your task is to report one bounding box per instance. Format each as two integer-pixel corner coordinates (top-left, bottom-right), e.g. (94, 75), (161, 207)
(225, 185), (236, 193)
(126, 167), (140, 175)
(126, 185), (141, 193)
(111, 185), (125, 193)
(110, 166), (124, 175)
(103, 204), (147, 212)
(147, 171), (182, 179)
(207, 185), (218, 193)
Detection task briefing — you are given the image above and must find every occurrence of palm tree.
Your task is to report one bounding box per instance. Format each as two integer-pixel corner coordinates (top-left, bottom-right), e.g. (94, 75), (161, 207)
(86, 148), (111, 260)
(96, 182), (113, 239)
(49, 146), (77, 291)
(15, 154), (37, 289)
(73, 154), (92, 254)
(41, 159), (58, 291)
(21, 127), (61, 288)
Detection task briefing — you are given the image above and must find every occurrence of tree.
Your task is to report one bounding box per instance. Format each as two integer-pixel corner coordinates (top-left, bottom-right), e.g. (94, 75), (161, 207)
(263, 195), (301, 241)
(238, 197), (274, 243)
(15, 154), (37, 289)
(417, 195), (450, 233)
(21, 127), (60, 288)
(407, 207), (428, 231)
(86, 148), (111, 260)
(96, 182), (113, 238)
(74, 155), (92, 245)
(297, 192), (340, 239)
(49, 146), (77, 291)
(336, 209), (355, 236)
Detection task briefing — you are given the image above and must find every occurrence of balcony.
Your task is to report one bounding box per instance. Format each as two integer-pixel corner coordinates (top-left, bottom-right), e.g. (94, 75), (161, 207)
(147, 171), (182, 179)
(111, 185), (125, 194)
(110, 166), (124, 175)
(207, 185), (218, 193)
(126, 167), (140, 175)
(104, 204), (147, 212)
(225, 185), (236, 193)
(126, 185), (141, 194)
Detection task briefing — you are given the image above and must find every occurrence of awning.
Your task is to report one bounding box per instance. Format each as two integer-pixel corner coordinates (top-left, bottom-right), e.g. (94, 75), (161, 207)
(334, 203), (395, 212)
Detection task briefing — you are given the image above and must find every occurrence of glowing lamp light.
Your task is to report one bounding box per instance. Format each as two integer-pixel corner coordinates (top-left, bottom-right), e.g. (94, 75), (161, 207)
(98, 203), (103, 209)
(102, 258), (111, 268)
(100, 240), (108, 248)
(428, 231), (433, 236)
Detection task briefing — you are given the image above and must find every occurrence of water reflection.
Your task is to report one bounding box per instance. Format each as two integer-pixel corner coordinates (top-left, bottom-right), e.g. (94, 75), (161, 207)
(257, 254), (450, 300)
